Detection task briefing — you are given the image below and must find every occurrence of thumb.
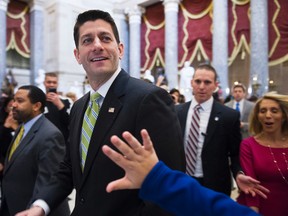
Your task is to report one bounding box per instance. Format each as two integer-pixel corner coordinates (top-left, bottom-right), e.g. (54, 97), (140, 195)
(106, 178), (131, 193)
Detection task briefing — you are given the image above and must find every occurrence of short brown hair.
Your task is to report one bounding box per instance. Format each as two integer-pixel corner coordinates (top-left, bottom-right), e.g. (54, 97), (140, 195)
(232, 83), (246, 92)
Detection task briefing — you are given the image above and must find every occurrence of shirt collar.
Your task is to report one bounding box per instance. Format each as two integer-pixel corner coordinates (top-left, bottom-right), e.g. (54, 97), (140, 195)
(191, 95), (214, 111)
(90, 66), (121, 98)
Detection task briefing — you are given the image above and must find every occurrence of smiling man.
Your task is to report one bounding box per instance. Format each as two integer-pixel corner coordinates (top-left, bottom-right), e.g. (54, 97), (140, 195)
(16, 9), (185, 216)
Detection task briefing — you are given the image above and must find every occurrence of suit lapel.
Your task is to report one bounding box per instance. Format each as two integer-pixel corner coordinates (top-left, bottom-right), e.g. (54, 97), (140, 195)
(80, 70), (127, 185)
(4, 116), (44, 173)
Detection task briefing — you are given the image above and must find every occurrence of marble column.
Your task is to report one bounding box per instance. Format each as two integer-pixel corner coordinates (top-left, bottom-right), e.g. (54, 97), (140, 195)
(127, 6), (144, 78)
(250, 0), (268, 96)
(29, 0), (45, 85)
(163, 0), (180, 89)
(113, 8), (129, 73)
(0, 0), (9, 91)
(212, 0), (229, 98)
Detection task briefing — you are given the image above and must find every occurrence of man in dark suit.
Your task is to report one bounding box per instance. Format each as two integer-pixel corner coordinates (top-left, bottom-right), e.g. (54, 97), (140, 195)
(44, 72), (70, 141)
(176, 63), (259, 196)
(225, 83), (255, 139)
(0, 85), (70, 216)
(16, 10), (185, 216)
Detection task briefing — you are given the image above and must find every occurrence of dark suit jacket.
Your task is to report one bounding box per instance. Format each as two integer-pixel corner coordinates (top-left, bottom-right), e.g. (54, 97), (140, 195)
(176, 100), (242, 195)
(36, 70), (185, 216)
(1, 115), (70, 216)
(45, 98), (70, 141)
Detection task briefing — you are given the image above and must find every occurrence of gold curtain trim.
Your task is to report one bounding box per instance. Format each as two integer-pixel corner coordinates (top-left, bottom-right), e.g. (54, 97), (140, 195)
(6, 31), (30, 58)
(7, 6), (30, 57)
(143, 15), (165, 30)
(180, 2), (212, 20)
(228, 35), (250, 65)
(269, 54), (288, 66)
(142, 16), (165, 71)
(141, 48), (165, 71)
(179, 7), (190, 66)
(231, 0), (250, 5)
(187, 39), (209, 64)
(269, 0), (281, 58)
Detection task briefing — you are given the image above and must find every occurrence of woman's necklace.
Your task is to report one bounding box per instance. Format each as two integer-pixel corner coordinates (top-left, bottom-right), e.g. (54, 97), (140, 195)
(268, 145), (288, 185)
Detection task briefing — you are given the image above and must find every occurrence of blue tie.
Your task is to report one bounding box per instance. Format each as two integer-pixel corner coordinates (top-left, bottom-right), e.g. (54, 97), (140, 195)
(235, 102), (240, 112)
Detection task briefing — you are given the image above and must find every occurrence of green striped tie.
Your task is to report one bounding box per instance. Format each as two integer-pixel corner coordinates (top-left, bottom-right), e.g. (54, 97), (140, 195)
(81, 92), (101, 171)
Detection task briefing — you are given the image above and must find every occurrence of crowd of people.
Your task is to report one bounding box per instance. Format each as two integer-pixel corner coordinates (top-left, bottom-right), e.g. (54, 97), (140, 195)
(0, 9), (287, 216)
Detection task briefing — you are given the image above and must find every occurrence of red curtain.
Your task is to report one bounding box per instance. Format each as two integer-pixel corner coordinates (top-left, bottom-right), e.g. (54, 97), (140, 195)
(140, 0), (288, 71)
(268, 0), (288, 64)
(141, 2), (165, 72)
(6, 0), (30, 58)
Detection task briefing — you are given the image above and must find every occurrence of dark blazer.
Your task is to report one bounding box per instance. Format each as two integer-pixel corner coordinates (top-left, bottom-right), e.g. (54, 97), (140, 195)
(176, 100), (242, 195)
(1, 115), (70, 216)
(37, 70), (185, 216)
(45, 98), (70, 141)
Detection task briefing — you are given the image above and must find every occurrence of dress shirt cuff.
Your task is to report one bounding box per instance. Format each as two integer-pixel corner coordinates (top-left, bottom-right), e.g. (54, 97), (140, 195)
(32, 199), (50, 215)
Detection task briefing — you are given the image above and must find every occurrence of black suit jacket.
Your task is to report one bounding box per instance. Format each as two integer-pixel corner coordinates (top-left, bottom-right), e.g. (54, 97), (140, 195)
(45, 98), (70, 141)
(176, 100), (242, 195)
(1, 115), (70, 216)
(36, 70), (185, 216)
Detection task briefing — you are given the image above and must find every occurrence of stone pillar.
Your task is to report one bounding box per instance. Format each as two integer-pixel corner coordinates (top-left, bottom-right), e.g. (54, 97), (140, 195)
(113, 8), (129, 73)
(0, 0), (9, 91)
(212, 0), (229, 98)
(29, 0), (45, 85)
(163, 0), (180, 89)
(127, 6), (144, 78)
(250, 0), (268, 96)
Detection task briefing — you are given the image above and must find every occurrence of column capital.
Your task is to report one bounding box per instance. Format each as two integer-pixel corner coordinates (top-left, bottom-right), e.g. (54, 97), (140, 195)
(163, 0), (181, 13)
(0, 0), (9, 11)
(113, 8), (126, 20)
(126, 6), (145, 24)
(29, 0), (45, 12)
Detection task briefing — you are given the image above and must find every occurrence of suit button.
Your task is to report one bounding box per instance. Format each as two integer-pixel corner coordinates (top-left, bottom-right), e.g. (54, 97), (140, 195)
(80, 198), (85, 204)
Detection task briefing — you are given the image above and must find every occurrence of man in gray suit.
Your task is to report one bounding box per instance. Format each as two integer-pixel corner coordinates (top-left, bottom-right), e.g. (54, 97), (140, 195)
(0, 85), (70, 216)
(225, 83), (255, 139)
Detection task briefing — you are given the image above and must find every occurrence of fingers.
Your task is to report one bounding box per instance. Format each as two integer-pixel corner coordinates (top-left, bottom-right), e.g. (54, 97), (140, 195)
(106, 178), (131, 193)
(140, 129), (153, 151)
(102, 145), (127, 169)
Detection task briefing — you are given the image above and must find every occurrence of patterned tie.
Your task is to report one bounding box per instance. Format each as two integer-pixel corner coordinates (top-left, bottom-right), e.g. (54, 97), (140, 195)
(186, 104), (201, 176)
(8, 125), (24, 161)
(235, 102), (240, 112)
(81, 92), (101, 171)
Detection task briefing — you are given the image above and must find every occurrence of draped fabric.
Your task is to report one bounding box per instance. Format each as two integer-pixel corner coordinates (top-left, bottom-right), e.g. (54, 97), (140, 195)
(178, 0), (212, 67)
(268, 0), (288, 65)
(140, 0), (288, 72)
(228, 0), (250, 65)
(6, 0), (30, 58)
(141, 2), (165, 72)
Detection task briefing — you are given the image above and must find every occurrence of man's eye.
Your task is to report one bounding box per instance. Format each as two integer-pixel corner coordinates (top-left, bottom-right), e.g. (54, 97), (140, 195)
(204, 81), (212, 85)
(102, 36), (111, 42)
(83, 38), (92, 44)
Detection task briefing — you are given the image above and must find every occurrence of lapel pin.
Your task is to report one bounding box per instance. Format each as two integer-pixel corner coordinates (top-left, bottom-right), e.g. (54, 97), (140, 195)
(108, 107), (115, 113)
(214, 117), (219, 121)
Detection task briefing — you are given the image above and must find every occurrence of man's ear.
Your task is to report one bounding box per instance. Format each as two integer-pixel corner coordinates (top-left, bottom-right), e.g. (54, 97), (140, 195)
(74, 48), (81, 65)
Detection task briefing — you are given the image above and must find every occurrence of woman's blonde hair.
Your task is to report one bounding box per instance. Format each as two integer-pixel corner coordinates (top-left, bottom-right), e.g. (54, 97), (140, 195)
(249, 92), (288, 135)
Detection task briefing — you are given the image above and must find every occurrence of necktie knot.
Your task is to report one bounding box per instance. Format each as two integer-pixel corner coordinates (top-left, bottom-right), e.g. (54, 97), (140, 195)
(90, 92), (101, 103)
(194, 104), (201, 111)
